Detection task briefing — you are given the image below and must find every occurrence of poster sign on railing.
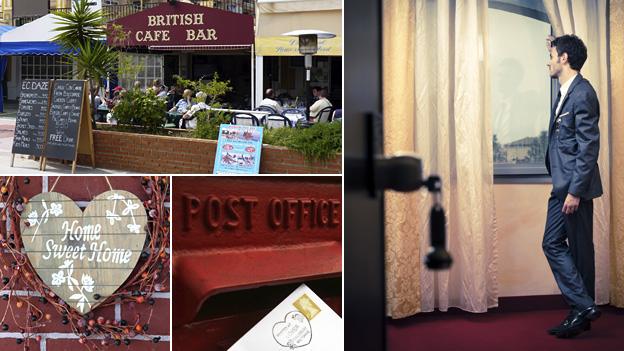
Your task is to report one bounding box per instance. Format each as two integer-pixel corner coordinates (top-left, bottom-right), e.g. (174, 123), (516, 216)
(213, 124), (263, 174)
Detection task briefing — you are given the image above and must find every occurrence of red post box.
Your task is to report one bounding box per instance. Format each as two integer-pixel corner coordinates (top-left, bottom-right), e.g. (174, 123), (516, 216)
(172, 176), (342, 350)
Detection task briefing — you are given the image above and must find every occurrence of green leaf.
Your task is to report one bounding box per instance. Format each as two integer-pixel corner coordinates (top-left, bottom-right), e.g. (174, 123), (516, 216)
(52, 0), (105, 49)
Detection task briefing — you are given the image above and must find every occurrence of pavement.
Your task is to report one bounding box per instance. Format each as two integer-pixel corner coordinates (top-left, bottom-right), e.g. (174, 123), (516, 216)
(0, 102), (131, 174)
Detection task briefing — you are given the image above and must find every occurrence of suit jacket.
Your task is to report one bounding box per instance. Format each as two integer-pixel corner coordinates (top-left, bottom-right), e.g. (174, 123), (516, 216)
(545, 74), (603, 201)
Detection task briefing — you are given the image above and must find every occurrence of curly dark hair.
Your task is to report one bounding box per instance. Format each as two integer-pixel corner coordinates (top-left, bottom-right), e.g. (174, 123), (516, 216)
(551, 34), (588, 71)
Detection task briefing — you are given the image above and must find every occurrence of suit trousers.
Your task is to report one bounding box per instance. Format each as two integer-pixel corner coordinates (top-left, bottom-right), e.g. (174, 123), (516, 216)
(542, 193), (595, 311)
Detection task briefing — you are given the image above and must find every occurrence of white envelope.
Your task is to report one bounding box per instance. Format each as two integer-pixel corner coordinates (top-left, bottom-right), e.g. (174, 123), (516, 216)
(228, 284), (344, 351)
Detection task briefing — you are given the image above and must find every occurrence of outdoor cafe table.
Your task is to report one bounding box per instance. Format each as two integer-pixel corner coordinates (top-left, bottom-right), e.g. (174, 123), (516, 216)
(283, 109), (307, 126)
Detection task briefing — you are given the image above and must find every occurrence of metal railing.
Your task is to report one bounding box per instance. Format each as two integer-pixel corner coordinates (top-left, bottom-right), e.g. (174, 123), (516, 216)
(103, 0), (255, 21)
(13, 7), (72, 26)
(13, 0), (254, 26)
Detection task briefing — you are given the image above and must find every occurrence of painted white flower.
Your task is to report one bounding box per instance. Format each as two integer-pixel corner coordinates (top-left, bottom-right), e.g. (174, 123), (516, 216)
(59, 259), (74, 269)
(27, 210), (38, 226)
(121, 200), (140, 216)
(107, 193), (125, 200)
(127, 223), (141, 234)
(105, 210), (121, 225)
(51, 270), (66, 286)
(81, 274), (95, 293)
(49, 203), (63, 216)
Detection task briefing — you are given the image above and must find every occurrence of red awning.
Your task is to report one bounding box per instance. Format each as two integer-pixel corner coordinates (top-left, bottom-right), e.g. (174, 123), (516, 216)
(107, 2), (254, 49)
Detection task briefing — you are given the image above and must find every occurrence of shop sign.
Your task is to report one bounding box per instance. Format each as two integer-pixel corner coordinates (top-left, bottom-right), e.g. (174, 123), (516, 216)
(256, 36), (343, 56)
(108, 2), (254, 47)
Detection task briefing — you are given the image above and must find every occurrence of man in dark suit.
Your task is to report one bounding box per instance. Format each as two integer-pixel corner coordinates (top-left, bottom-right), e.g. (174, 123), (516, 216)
(543, 34), (602, 338)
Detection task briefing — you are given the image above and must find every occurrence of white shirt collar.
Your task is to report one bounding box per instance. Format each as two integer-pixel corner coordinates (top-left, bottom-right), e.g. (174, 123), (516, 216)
(559, 73), (578, 97)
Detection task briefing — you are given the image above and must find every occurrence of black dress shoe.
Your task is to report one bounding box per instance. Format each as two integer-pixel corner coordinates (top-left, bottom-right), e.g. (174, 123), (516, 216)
(547, 310), (591, 335)
(547, 310), (574, 335)
(581, 305), (601, 321)
(555, 305), (600, 339)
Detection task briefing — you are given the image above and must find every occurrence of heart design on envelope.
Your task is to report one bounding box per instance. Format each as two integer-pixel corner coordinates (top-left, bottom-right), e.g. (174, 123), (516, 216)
(272, 311), (312, 349)
(20, 190), (147, 314)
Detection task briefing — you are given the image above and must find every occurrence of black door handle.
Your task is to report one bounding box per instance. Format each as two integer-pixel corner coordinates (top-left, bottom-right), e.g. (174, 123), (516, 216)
(353, 112), (452, 270)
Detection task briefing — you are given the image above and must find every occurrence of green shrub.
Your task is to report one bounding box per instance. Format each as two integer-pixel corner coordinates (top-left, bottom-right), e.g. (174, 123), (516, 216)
(173, 73), (232, 105)
(192, 112), (342, 162)
(192, 109), (232, 140)
(264, 122), (342, 161)
(113, 89), (166, 132)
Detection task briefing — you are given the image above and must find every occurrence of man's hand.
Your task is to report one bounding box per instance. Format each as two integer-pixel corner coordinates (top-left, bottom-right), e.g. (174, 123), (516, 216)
(562, 193), (580, 214)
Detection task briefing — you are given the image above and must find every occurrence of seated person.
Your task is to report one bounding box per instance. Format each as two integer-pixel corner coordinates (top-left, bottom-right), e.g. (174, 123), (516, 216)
(309, 88), (332, 121)
(258, 88), (283, 114)
(106, 90), (126, 124)
(180, 92), (209, 129)
(166, 84), (182, 110)
(169, 89), (193, 114)
(151, 79), (168, 99)
(311, 86), (322, 101)
(133, 81), (142, 91)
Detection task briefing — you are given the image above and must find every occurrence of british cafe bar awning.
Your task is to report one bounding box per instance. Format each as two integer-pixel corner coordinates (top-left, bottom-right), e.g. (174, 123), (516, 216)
(107, 1), (254, 51)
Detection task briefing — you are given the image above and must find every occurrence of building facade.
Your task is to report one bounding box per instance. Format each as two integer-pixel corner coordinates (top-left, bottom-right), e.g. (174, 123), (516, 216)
(2, 0), (343, 111)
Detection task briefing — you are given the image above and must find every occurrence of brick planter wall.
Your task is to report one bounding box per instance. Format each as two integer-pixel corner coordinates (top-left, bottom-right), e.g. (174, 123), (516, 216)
(0, 177), (170, 351)
(78, 130), (341, 174)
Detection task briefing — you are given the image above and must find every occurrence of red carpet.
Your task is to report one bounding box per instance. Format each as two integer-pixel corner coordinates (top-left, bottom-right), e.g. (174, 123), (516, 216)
(387, 296), (624, 351)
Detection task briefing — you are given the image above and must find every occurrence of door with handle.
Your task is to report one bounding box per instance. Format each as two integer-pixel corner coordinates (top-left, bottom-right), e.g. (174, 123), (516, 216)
(345, 1), (452, 349)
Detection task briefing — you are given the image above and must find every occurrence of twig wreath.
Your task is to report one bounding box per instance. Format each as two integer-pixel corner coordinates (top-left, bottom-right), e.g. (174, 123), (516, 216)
(0, 176), (170, 349)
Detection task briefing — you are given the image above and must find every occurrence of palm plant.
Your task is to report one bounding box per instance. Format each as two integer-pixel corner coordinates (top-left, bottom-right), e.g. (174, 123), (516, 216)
(53, 0), (105, 47)
(52, 0), (118, 119)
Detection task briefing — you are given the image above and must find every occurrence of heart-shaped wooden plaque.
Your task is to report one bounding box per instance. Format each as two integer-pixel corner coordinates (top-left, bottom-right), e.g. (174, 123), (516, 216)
(20, 190), (147, 314)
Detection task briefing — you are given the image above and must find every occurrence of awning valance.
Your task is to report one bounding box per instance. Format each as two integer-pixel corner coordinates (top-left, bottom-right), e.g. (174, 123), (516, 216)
(148, 44), (252, 51)
(256, 0), (342, 56)
(0, 42), (64, 56)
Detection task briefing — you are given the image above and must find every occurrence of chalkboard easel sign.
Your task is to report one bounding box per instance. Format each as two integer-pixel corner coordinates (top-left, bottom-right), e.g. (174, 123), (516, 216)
(41, 80), (95, 173)
(10, 79), (52, 165)
(11, 79), (95, 173)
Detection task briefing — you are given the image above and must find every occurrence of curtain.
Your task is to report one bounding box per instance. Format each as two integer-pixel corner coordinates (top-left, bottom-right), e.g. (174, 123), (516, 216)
(609, 0), (624, 307)
(383, 0), (421, 317)
(543, 0), (611, 306)
(383, 0), (498, 318)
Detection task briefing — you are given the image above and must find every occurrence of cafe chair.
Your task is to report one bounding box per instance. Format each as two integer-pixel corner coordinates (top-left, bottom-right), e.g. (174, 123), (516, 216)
(255, 105), (278, 114)
(316, 106), (334, 123)
(232, 112), (261, 126)
(332, 109), (343, 121)
(262, 114), (291, 129)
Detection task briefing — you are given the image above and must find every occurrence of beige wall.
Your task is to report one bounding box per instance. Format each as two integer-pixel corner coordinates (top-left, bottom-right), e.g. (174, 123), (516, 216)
(494, 183), (560, 296)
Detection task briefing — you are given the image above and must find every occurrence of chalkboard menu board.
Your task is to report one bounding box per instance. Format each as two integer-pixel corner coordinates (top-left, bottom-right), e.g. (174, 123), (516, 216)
(11, 79), (51, 157)
(44, 80), (85, 161)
